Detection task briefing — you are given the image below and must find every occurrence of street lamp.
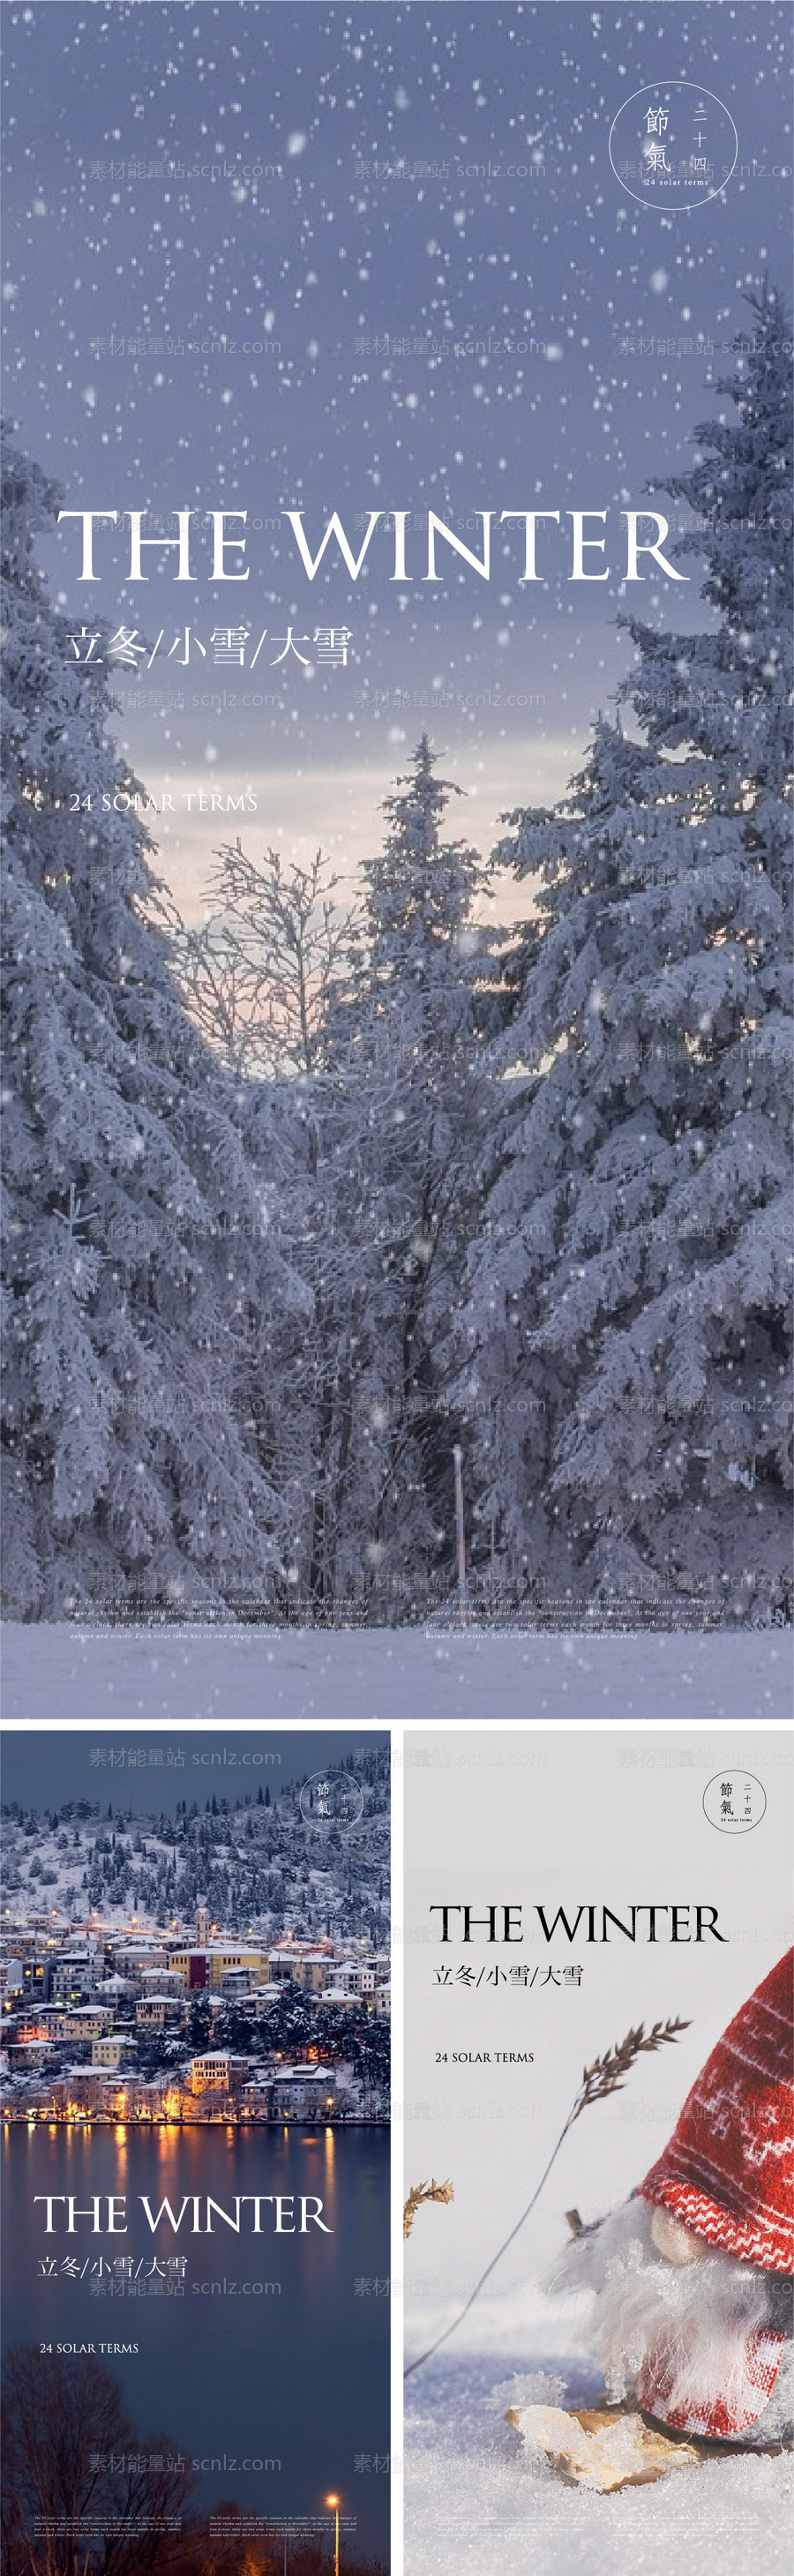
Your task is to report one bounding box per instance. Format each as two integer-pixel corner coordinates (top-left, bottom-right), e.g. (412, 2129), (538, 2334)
(325, 2494), (340, 2576)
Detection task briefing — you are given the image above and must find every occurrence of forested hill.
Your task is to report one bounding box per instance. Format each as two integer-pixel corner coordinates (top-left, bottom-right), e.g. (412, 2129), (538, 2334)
(0, 1754), (389, 1943)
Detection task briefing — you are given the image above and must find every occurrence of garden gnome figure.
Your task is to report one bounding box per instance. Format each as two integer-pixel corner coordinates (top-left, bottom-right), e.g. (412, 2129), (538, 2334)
(551, 1951), (794, 2445)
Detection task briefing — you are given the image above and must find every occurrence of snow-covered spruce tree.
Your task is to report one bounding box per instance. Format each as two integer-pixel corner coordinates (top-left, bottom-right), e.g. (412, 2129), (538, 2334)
(333, 736), (492, 1609)
(1, 428), (298, 1615)
(463, 294), (792, 1621)
(624, 283), (792, 895)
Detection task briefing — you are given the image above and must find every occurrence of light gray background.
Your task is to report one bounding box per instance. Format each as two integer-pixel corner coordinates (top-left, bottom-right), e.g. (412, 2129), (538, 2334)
(404, 1726), (792, 2340)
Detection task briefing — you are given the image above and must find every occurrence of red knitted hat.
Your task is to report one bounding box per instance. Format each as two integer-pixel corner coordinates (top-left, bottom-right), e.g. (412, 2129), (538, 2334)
(640, 1949), (794, 2273)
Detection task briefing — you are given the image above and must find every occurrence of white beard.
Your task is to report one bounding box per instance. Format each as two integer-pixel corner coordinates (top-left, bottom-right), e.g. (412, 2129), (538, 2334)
(546, 2196), (788, 2437)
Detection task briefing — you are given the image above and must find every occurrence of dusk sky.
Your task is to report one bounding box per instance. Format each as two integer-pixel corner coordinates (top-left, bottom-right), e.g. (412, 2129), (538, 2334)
(1, 1726), (389, 1816)
(4, 2), (790, 905)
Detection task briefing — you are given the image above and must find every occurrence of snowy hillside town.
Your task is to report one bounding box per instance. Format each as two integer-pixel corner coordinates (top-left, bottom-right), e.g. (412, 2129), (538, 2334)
(0, 1759), (390, 2118)
(1, 1900), (390, 2124)
(2, 289), (791, 1629)
(0, 1906), (386, 2123)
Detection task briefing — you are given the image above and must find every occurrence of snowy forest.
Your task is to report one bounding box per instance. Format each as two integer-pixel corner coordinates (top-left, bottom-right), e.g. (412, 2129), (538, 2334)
(2, 288), (791, 1627)
(0, 1750), (389, 1943)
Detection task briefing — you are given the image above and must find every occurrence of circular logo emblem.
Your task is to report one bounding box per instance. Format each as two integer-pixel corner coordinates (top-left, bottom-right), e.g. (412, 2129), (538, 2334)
(702, 1772), (767, 1834)
(299, 1768), (363, 1827)
(609, 81), (738, 212)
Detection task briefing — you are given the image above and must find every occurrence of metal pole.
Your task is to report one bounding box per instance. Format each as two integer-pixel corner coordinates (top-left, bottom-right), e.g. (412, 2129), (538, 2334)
(452, 1445), (467, 1606)
(326, 2497), (341, 2576)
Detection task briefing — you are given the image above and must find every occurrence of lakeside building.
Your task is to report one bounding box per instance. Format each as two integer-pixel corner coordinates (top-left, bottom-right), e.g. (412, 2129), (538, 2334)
(92, 2033), (133, 2069)
(135, 1994), (184, 2030)
(168, 1942), (271, 1992)
(268, 2064), (341, 2116)
(191, 2049), (251, 2096)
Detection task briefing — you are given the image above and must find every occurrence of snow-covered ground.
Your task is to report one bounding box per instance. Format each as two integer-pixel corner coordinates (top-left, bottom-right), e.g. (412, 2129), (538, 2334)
(406, 2325), (792, 2575)
(2, 1620), (790, 1726)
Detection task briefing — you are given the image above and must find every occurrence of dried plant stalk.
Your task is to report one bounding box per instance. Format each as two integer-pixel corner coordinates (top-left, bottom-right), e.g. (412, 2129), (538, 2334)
(573, 2018), (691, 2121)
(403, 2178), (454, 2240)
(404, 2012), (691, 2381)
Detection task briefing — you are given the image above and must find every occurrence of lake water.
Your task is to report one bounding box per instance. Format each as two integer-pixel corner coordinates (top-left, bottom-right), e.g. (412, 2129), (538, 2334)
(2, 2121), (390, 2561)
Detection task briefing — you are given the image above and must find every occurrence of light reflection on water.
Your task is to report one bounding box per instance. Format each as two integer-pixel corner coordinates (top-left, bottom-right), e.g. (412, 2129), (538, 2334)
(2, 2123), (388, 2557)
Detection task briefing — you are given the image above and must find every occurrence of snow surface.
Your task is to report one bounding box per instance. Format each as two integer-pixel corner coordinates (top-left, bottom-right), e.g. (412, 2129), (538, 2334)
(2, 1620), (790, 1726)
(406, 2337), (792, 2575)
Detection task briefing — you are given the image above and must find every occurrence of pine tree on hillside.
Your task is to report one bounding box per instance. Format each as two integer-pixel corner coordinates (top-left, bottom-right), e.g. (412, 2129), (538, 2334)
(463, 293), (792, 1621)
(1, 428), (297, 1616)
